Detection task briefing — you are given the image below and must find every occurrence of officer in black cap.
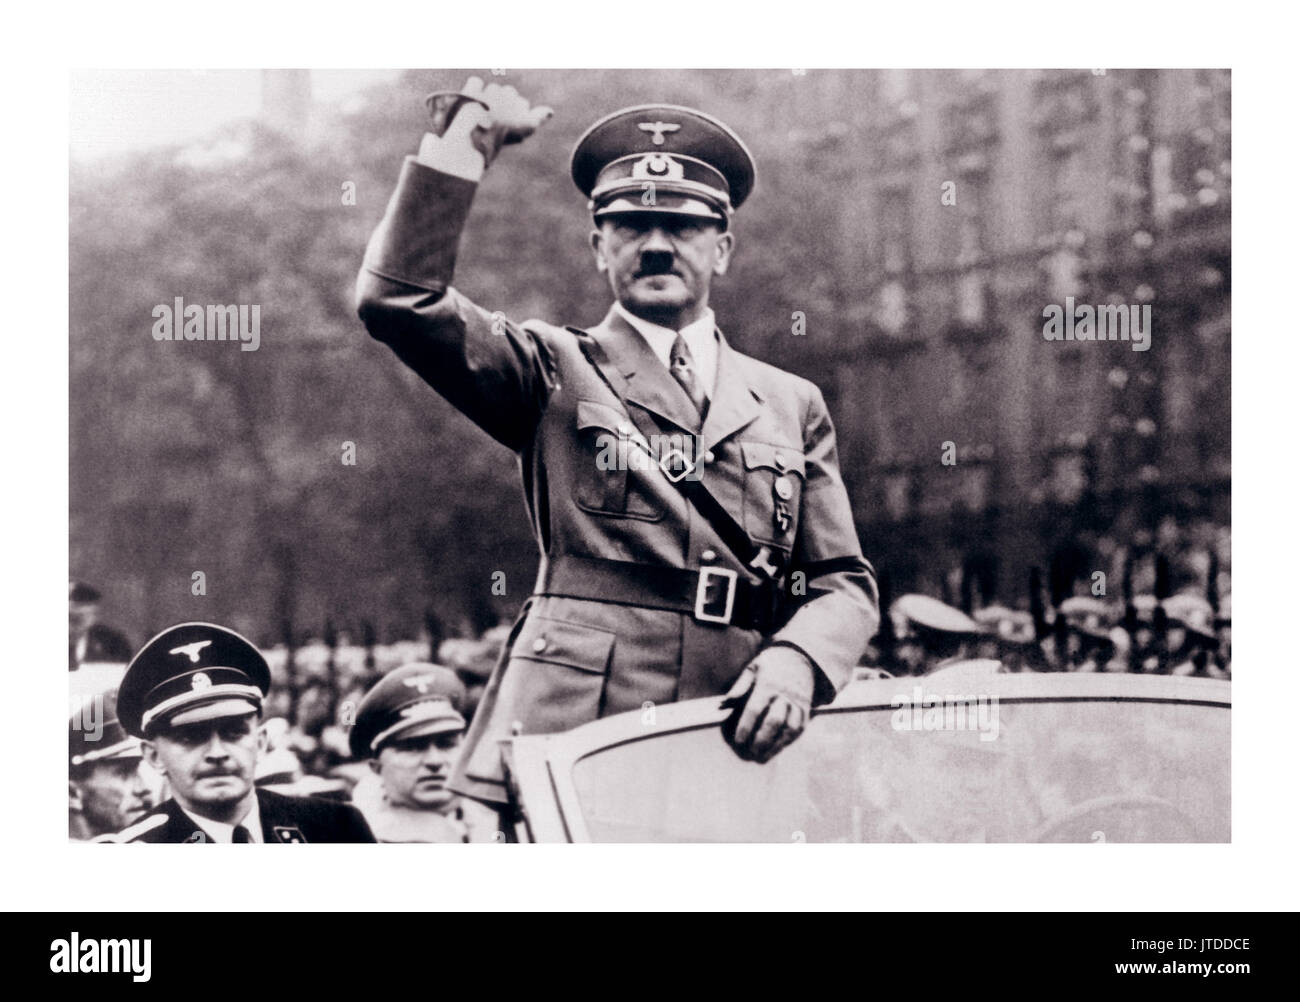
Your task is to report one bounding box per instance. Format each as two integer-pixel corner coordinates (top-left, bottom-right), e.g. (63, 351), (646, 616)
(104, 622), (374, 843)
(358, 78), (878, 815)
(69, 691), (153, 840)
(348, 663), (493, 842)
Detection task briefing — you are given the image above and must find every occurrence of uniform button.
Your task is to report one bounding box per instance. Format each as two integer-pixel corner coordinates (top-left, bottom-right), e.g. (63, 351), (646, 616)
(703, 450), (715, 463)
(532, 637), (548, 654)
(701, 549), (718, 562)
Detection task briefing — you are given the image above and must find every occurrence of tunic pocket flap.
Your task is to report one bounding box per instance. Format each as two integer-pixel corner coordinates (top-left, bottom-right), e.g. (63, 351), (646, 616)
(511, 616), (615, 675)
(740, 441), (806, 478)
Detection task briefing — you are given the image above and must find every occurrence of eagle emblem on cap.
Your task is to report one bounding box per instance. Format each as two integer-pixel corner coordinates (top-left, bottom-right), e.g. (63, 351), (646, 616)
(170, 639), (212, 663)
(638, 121), (680, 145)
(403, 675), (437, 694)
(399, 699), (451, 722)
(191, 672), (213, 691)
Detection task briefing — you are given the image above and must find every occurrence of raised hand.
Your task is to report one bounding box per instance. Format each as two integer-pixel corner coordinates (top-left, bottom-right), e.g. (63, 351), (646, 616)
(425, 76), (553, 169)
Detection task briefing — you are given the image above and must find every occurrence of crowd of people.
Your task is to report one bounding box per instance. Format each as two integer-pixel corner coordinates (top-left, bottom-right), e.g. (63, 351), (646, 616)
(68, 546), (1230, 843)
(868, 586), (1230, 680)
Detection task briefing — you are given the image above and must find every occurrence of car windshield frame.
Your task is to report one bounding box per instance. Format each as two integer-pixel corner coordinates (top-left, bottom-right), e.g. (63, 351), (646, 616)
(503, 672), (1230, 843)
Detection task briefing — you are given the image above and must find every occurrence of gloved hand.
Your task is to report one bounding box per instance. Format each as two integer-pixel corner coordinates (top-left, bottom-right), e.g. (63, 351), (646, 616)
(722, 645), (815, 764)
(423, 76), (553, 172)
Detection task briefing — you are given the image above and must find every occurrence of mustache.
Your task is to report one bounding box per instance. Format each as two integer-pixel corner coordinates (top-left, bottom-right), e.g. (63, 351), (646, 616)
(635, 252), (678, 278)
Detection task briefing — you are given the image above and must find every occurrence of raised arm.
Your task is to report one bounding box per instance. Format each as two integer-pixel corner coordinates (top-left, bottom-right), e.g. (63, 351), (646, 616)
(355, 79), (556, 452)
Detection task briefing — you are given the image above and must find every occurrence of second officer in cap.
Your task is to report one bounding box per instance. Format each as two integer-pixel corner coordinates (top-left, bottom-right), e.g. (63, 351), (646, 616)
(105, 622), (375, 843)
(69, 691), (154, 841)
(356, 78), (878, 811)
(348, 663), (495, 842)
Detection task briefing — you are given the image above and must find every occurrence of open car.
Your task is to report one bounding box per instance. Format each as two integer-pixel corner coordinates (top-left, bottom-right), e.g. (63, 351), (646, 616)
(502, 671), (1230, 842)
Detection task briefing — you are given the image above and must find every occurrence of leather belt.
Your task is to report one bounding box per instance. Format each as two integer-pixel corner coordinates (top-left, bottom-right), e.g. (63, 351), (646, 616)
(536, 555), (783, 633)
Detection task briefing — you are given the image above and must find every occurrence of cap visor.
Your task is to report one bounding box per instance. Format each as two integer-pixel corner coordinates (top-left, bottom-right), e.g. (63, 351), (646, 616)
(163, 697), (261, 728)
(379, 714), (465, 747)
(70, 737), (143, 767)
(595, 194), (725, 222)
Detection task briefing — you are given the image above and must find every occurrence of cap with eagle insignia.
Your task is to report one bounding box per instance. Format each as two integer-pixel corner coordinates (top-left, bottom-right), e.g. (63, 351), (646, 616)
(116, 622), (271, 738)
(68, 691), (141, 769)
(349, 662), (467, 758)
(571, 104), (757, 228)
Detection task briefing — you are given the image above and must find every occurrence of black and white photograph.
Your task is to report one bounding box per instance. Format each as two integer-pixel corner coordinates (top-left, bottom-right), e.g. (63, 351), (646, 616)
(6, 0), (1299, 958)
(66, 66), (1232, 845)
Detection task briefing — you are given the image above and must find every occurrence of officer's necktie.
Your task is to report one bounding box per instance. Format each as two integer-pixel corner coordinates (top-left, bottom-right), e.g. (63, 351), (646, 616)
(232, 824), (253, 843)
(669, 334), (708, 421)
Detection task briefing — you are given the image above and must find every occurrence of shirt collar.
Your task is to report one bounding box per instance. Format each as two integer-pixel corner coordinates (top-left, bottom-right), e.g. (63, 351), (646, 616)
(614, 302), (716, 367)
(178, 795), (262, 843)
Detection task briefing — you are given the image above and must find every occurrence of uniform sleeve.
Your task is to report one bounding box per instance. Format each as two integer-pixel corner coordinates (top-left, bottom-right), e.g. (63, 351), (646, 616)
(769, 385), (879, 703)
(355, 156), (557, 452)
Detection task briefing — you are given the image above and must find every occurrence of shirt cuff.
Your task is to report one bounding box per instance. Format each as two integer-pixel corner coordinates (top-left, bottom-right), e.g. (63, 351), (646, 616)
(416, 131), (485, 183)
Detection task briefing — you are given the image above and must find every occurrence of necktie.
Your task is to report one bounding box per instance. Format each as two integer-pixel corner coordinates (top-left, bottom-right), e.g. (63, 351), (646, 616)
(669, 334), (708, 421)
(232, 824), (253, 843)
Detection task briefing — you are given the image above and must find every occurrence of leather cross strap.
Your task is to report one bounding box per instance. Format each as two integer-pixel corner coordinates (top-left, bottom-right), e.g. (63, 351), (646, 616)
(570, 327), (785, 583)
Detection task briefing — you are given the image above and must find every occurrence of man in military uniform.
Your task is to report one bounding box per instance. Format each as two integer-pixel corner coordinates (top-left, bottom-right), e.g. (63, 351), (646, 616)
(890, 594), (982, 674)
(69, 580), (132, 670)
(349, 663), (496, 842)
(69, 691), (153, 840)
(104, 622), (375, 843)
(1163, 594), (1227, 678)
(973, 605), (1046, 673)
(356, 79), (878, 809)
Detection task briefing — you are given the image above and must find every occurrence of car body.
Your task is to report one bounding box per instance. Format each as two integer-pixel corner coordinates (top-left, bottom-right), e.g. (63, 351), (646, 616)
(502, 670), (1230, 842)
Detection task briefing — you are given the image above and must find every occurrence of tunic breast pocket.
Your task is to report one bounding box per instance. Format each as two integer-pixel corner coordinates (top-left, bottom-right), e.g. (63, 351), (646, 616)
(740, 441), (806, 547)
(573, 399), (664, 521)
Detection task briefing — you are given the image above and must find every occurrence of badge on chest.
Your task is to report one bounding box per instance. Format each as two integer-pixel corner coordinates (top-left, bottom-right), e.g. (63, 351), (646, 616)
(773, 475), (794, 535)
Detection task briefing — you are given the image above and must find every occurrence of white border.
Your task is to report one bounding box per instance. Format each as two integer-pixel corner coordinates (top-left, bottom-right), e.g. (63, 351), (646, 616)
(5, 1), (1297, 911)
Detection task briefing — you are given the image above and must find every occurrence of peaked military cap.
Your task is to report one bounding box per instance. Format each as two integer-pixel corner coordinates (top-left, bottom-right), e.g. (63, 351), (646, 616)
(571, 104), (756, 228)
(117, 622), (271, 738)
(69, 691), (141, 769)
(973, 605), (1037, 646)
(891, 594), (982, 638)
(1162, 593), (1218, 642)
(349, 662), (466, 759)
(1058, 595), (1117, 635)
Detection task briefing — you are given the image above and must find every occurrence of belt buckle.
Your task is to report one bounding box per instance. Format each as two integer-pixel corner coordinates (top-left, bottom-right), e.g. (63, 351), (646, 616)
(694, 567), (738, 625)
(658, 448), (697, 484)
